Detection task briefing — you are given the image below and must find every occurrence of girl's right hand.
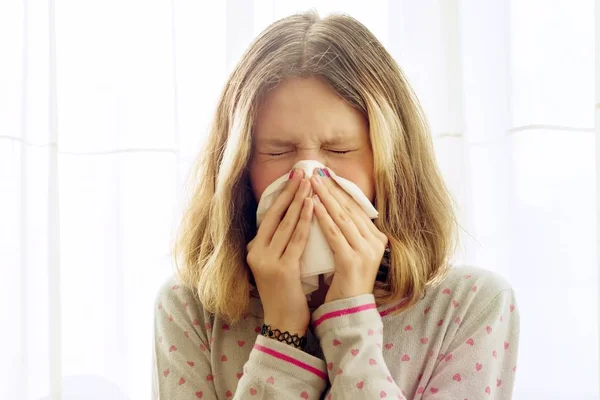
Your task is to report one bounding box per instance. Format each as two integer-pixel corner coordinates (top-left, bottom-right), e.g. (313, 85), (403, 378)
(247, 169), (314, 337)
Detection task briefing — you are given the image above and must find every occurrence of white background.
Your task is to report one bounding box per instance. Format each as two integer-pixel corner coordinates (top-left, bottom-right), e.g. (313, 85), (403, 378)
(0, 0), (597, 399)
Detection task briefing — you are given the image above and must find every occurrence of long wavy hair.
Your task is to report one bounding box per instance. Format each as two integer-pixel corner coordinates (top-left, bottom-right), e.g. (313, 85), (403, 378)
(173, 10), (457, 324)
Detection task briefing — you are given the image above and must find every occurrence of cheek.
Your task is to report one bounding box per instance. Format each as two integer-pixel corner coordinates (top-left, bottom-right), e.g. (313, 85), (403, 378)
(354, 173), (375, 203)
(249, 162), (290, 201)
(330, 164), (375, 203)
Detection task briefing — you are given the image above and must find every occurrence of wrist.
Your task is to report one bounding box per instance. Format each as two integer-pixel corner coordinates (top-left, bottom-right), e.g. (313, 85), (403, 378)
(260, 324), (307, 349)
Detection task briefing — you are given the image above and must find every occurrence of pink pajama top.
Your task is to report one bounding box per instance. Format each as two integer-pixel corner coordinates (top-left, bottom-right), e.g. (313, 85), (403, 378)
(152, 266), (519, 399)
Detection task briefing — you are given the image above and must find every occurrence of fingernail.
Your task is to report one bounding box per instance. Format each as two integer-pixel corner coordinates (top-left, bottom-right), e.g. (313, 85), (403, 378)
(289, 169), (295, 179)
(316, 169), (326, 177)
(321, 168), (331, 178)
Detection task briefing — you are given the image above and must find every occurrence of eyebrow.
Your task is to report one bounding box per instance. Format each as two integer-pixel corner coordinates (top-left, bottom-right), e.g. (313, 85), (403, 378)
(256, 138), (295, 147)
(256, 134), (355, 147)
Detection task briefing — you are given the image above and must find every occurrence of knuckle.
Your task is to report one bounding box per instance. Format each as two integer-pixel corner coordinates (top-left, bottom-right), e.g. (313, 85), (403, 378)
(278, 218), (291, 232)
(338, 254), (353, 266)
(341, 202), (353, 214)
(291, 230), (306, 244)
(328, 223), (342, 237)
(246, 252), (257, 267)
(336, 211), (349, 223)
(299, 211), (311, 222)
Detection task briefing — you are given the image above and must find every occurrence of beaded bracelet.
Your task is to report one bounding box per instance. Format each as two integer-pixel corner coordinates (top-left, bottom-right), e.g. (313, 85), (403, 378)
(260, 324), (307, 350)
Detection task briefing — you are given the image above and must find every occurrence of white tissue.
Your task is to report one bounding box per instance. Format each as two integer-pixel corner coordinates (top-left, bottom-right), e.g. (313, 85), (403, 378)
(256, 160), (378, 294)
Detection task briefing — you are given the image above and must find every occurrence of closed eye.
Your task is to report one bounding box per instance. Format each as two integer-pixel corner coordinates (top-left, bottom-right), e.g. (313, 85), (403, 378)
(328, 150), (353, 154)
(261, 151), (290, 156)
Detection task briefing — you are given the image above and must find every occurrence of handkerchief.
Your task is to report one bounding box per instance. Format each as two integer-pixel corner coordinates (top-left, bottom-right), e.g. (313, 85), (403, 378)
(256, 160), (378, 294)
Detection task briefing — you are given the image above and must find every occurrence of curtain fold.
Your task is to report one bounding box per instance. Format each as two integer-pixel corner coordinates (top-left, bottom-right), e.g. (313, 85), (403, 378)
(0, 1), (596, 399)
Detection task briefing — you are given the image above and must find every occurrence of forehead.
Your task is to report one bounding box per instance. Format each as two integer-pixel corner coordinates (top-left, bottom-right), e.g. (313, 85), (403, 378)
(253, 77), (367, 141)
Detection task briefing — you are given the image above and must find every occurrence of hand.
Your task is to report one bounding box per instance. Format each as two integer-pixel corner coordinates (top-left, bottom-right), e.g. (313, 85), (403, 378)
(247, 169), (314, 336)
(310, 168), (388, 304)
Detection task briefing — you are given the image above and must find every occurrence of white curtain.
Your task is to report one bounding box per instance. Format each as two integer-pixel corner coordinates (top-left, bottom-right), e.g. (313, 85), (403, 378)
(0, 1), (596, 399)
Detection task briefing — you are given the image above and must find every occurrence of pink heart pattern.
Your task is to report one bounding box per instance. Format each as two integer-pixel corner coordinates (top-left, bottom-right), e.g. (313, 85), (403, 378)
(155, 269), (518, 398)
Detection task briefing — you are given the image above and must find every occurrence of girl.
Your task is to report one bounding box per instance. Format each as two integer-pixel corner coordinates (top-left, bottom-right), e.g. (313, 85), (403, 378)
(153, 11), (519, 399)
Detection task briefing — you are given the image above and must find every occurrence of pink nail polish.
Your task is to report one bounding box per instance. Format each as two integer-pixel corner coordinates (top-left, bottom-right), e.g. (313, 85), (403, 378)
(322, 168), (331, 178)
(289, 169), (295, 179)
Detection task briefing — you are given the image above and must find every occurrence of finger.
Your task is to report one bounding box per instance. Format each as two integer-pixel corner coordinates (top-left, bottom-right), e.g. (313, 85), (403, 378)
(326, 181), (371, 239)
(320, 168), (386, 246)
(312, 194), (354, 255)
(282, 197), (314, 261)
(367, 219), (389, 247)
(270, 178), (311, 255)
(256, 169), (304, 245)
(339, 195), (387, 248)
(310, 169), (364, 250)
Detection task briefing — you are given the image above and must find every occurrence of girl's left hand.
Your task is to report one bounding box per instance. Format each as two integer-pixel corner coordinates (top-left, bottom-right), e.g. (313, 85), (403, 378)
(310, 168), (389, 304)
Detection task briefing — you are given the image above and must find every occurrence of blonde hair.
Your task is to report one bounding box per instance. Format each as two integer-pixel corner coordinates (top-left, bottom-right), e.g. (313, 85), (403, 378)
(174, 10), (457, 324)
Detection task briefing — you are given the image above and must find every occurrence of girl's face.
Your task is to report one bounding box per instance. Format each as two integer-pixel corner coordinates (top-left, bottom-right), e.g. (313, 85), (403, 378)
(249, 77), (375, 203)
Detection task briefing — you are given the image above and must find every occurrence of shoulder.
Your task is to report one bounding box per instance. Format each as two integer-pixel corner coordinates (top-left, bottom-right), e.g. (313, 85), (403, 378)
(425, 266), (518, 330)
(154, 275), (208, 326)
(433, 266), (513, 298)
(155, 275), (193, 307)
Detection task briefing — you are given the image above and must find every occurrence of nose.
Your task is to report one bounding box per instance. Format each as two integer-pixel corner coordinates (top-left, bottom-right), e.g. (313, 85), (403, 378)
(293, 148), (327, 167)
